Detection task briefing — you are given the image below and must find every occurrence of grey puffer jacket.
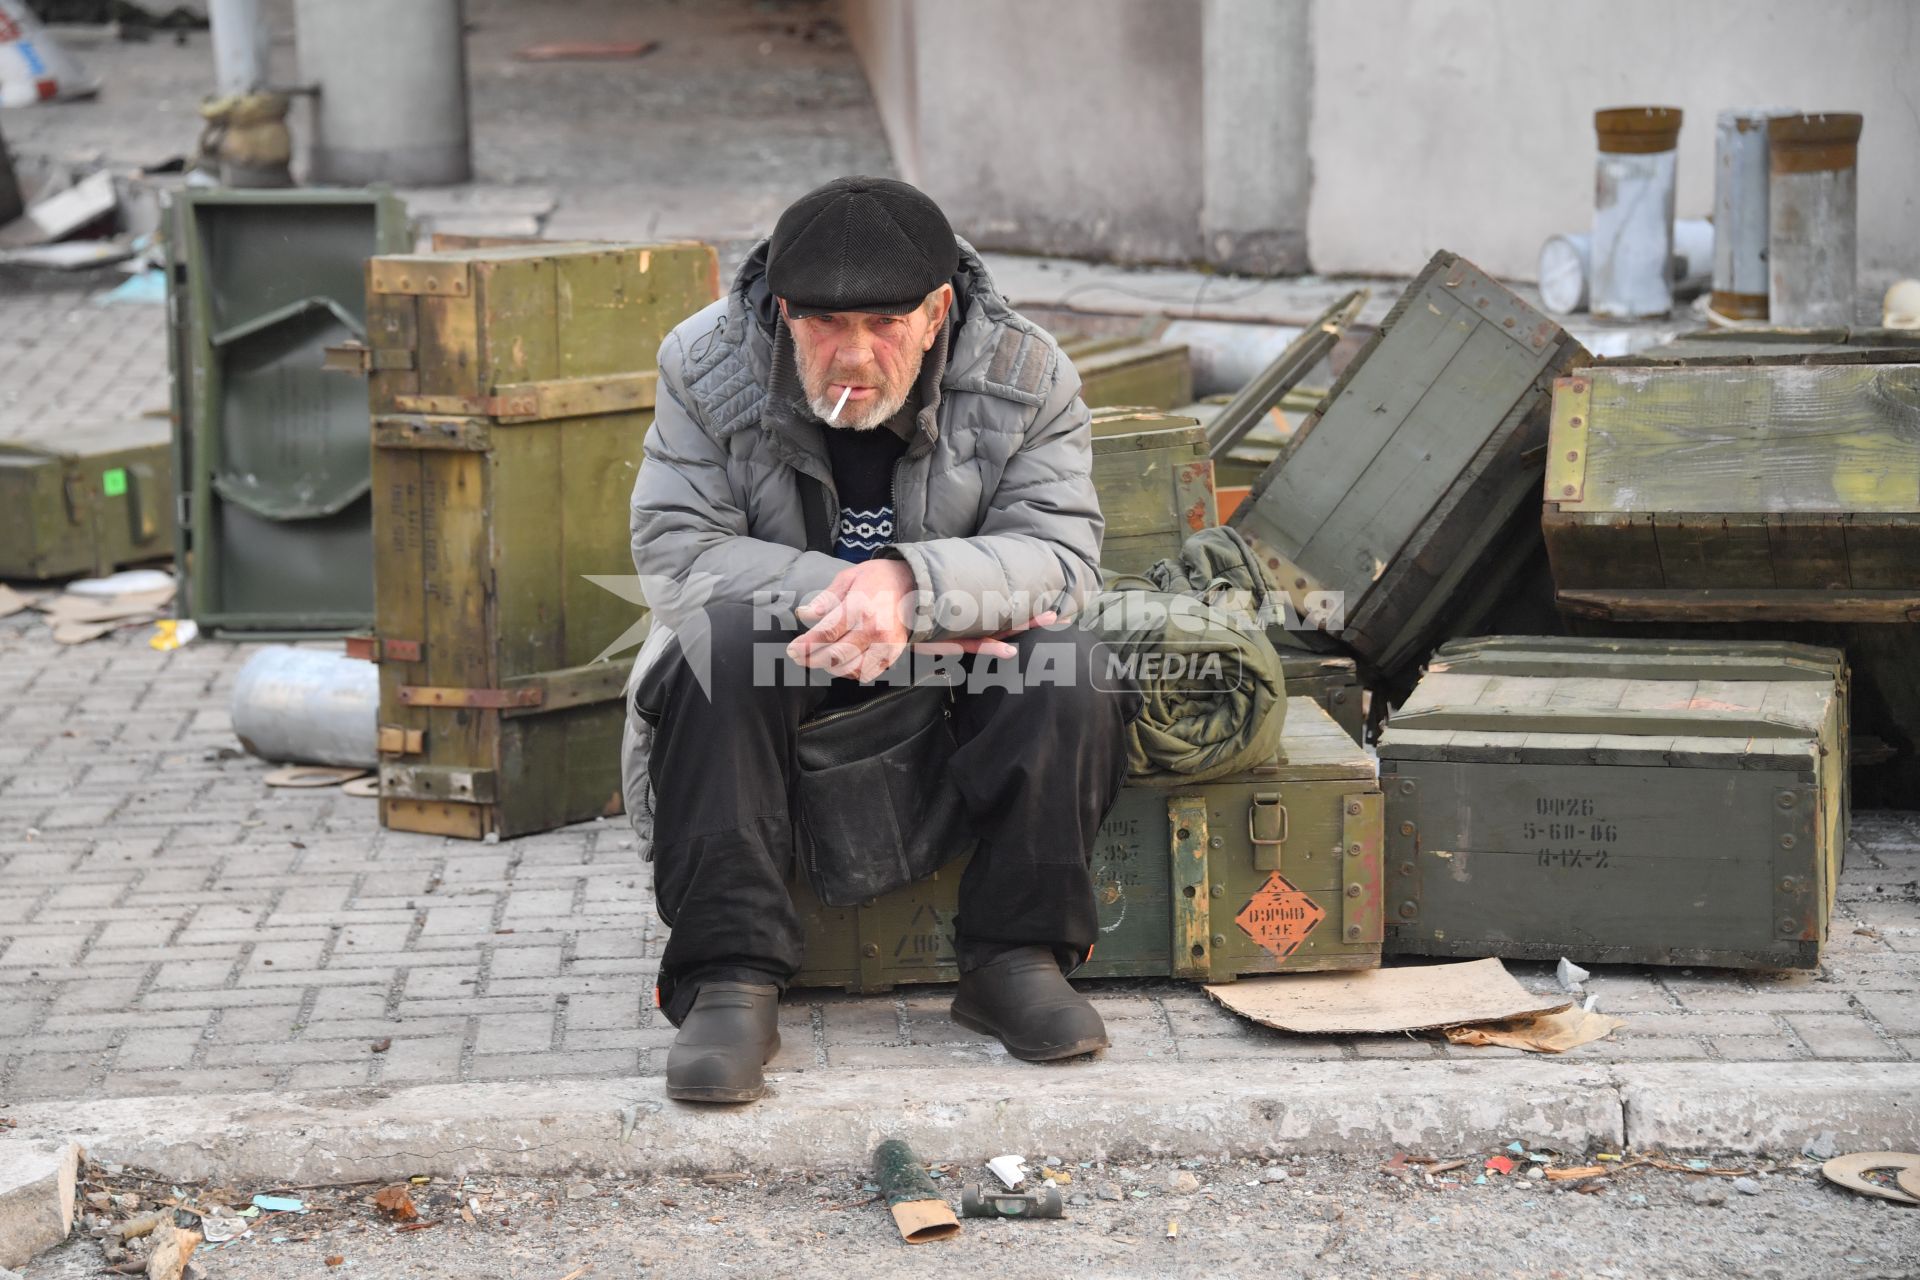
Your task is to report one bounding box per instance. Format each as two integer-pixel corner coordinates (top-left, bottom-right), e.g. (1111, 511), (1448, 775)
(620, 236), (1102, 855)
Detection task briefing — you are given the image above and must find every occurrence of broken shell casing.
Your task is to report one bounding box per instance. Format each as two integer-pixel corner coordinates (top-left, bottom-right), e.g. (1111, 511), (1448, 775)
(871, 1139), (960, 1243)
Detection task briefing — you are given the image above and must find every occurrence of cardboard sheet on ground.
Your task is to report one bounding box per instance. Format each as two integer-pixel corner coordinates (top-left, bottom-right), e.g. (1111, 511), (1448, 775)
(1204, 958), (1569, 1035)
(31, 584), (175, 644)
(1444, 1006), (1625, 1053)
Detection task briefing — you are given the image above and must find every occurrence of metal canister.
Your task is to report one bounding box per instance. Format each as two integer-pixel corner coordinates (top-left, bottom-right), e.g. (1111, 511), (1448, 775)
(231, 645), (378, 768)
(1769, 112), (1864, 327)
(1591, 107), (1683, 320)
(1538, 219), (1711, 316)
(1711, 108), (1791, 320)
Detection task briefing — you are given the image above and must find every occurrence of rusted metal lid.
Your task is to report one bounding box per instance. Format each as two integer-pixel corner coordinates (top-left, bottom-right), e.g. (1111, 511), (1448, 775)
(1770, 112), (1864, 173)
(1594, 106), (1683, 154)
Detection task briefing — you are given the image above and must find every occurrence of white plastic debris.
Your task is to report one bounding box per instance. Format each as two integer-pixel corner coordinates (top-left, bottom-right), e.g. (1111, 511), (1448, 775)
(66, 568), (175, 597)
(0, 0), (99, 108)
(986, 1155), (1026, 1190)
(1582, 993), (1600, 1013)
(1555, 957), (1590, 992)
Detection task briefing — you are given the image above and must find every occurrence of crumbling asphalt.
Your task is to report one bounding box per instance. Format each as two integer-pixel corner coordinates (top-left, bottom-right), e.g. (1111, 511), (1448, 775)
(20, 1152), (1920, 1280)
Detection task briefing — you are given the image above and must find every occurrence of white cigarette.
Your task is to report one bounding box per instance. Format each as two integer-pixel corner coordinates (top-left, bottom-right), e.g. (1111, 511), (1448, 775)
(828, 384), (851, 423)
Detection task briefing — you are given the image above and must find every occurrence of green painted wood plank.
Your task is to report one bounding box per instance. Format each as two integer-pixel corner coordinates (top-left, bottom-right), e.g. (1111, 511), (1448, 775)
(1298, 322), (1544, 588)
(1242, 297), (1476, 550)
(1565, 364), (1920, 516)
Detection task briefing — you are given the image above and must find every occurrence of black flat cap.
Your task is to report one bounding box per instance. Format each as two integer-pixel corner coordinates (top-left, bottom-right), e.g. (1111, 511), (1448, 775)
(767, 176), (959, 318)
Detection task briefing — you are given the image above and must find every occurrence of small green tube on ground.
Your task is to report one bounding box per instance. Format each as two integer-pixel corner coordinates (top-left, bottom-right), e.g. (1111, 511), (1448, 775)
(871, 1139), (960, 1244)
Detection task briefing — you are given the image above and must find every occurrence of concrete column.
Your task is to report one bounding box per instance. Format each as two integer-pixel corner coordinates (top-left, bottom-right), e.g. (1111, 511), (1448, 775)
(1199, 0), (1311, 274)
(209, 0), (271, 95)
(296, 0), (472, 186)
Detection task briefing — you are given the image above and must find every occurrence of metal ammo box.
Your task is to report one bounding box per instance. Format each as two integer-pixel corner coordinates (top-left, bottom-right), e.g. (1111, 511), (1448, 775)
(791, 696), (1382, 993)
(1381, 636), (1847, 971)
(358, 240), (720, 839)
(0, 419), (172, 579)
(166, 187), (411, 631)
(1089, 407), (1217, 578)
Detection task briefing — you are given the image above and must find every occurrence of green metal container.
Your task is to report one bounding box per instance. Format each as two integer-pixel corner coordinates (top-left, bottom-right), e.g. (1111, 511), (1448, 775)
(167, 187), (411, 631)
(361, 240), (720, 840)
(1090, 408), (1217, 578)
(791, 696), (1383, 993)
(0, 419), (172, 579)
(1381, 636), (1848, 971)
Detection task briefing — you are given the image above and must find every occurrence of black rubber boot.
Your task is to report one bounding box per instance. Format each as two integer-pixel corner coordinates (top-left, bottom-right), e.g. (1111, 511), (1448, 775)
(665, 981), (781, 1103)
(949, 946), (1108, 1062)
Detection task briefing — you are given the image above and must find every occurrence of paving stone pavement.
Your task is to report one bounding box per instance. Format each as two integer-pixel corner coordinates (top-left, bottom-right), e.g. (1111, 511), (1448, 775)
(0, 606), (1916, 1106)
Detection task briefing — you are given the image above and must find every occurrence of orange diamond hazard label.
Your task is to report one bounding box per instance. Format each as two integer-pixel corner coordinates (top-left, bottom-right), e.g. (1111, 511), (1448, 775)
(1234, 873), (1325, 961)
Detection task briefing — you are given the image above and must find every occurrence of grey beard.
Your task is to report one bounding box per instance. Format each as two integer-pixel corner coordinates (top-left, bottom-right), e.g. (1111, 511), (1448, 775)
(808, 381), (912, 431)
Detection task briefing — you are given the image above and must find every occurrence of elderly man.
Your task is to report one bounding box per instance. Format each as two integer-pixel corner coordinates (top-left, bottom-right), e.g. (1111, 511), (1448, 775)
(625, 176), (1138, 1103)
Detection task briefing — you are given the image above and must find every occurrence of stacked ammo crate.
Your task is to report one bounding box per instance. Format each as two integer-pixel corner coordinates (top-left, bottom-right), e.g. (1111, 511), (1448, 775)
(359, 240), (719, 840)
(795, 697), (1382, 991)
(1211, 249), (1878, 973)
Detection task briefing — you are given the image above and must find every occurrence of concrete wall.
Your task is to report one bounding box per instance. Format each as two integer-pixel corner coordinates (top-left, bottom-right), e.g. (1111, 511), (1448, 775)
(1309, 0), (1917, 288)
(1201, 0), (1312, 274)
(844, 0), (1911, 289)
(838, 0), (1312, 272)
(837, 0), (919, 185)
(913, 0), (1208, 265)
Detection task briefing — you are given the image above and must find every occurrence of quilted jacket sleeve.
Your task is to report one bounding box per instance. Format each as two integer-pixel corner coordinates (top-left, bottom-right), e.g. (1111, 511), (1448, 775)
(629, 327), (848, 610)
(879, 348), (1103, 641)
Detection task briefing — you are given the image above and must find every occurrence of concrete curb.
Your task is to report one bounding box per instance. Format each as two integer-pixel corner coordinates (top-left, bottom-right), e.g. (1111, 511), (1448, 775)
(7, 1060), (1919, 1185)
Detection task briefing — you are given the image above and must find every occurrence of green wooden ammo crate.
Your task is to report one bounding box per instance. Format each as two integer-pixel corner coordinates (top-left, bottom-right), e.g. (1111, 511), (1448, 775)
(1543, 363), (1920, 624)
(359, 240), (720, 840)
(0, 419), (172, 580)
(1277, 650), (1364, 744)
(1090, 407), (1218, 577)
(790, 696), (1383, 993)
(1068, 338), (1193, 411)
(1228, 251), (1587, 690)
(1633, 326), (1920, 366)
(1380, 636), (1848, 971)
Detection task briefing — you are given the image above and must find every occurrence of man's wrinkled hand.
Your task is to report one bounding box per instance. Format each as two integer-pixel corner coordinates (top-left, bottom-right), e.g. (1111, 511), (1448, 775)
(788, 559), (917, 682)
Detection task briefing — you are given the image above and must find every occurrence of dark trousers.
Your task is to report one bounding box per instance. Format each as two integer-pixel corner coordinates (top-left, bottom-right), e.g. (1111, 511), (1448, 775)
(638, 602), (1139, 1026)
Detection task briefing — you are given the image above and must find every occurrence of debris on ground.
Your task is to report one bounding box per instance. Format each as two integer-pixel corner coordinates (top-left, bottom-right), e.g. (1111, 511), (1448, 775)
(24, 575), (174, 644)
(871, 1140), (958, 1245)
(516, 39), (659, 61)
(959, 1185), (1064, 1220)
(1819, 1151), (1920, 1205)
(1443, 1005), (1625, 1054)
(260, 766), (369, 790)
(985, 1155), (1026, 1189)
(0, 0), (98, 107)
(370, 1186), (418, 1222)
(1554, 957), (1590, 991)
(1205, 957), (1568, 1036)
(139, 1216), (200, 1280)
